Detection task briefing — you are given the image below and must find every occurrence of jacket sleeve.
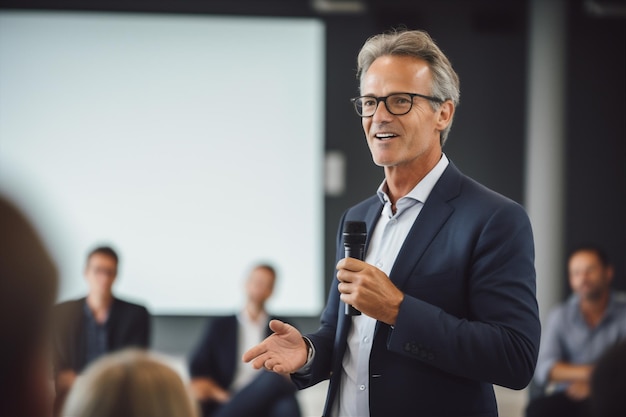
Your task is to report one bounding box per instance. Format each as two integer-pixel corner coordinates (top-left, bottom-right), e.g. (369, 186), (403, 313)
(291, 289), (341, 389)
(110, 300), (151, 350)
(532, 308), (564, 388)
(291, 211), (349, 390)
(386, 202), (541, 390)
(137, 306), (151, 348)
(189, 320), (218, 378)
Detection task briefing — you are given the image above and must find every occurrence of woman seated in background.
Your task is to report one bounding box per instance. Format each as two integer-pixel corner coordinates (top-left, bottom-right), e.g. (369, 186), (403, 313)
(61, 348), (198, 417)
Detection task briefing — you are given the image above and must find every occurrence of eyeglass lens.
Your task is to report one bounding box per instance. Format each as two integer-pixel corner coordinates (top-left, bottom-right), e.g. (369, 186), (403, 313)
(355, 93), (414, 117)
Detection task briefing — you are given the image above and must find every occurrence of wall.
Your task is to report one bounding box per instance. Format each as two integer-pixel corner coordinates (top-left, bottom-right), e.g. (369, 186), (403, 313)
(564, 0), (626, 294)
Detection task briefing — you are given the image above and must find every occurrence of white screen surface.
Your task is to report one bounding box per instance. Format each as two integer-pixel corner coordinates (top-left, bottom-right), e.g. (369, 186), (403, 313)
(0, 11), (325, 315)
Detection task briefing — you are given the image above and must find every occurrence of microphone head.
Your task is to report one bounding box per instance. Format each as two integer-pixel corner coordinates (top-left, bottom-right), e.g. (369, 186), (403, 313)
(343, 221), (367, 245)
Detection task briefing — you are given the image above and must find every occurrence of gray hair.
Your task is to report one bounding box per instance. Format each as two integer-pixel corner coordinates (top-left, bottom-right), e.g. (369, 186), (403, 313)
(357, 29), (460, 145)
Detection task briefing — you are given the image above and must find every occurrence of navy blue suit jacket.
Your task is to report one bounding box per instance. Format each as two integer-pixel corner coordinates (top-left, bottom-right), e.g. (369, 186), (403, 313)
(292, 162), (541, 417)
(53, 297), (150, 374)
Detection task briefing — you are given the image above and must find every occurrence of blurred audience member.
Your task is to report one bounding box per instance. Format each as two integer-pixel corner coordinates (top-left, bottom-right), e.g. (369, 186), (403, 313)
(189, 264), (300, 417)
(52, 246), (150, 413)
(526, 245), (626, 417)
(61, 348), (198, 417)
(0, 195), (58, 417)
(589, 339), (626, 417)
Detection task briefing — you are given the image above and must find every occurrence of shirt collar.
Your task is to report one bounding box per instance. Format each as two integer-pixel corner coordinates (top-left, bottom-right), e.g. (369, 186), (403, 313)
(83, 299), (110, 326)
(568, 291), (620, 325)
(237, 308), (269, 327)
(603, 292), (620, 321)
(376, 153), (450, 207)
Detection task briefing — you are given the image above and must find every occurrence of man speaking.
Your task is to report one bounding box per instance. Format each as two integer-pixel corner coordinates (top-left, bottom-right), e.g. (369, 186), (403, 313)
(244, 29), (540, 417)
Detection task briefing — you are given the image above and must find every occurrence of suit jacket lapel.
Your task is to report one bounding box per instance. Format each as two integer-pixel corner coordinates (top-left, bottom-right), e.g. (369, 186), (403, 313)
(325, 163), (463, 415)
(364, 200), (384, 250)
(224, 315), (238, 386)
(327, 199), (384, 410)
(335, 199), (384, 343)
(387, 162), (461, 291)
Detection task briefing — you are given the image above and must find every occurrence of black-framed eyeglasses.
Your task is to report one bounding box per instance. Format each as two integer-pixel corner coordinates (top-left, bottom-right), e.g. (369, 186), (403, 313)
(350, 92), (444, 117)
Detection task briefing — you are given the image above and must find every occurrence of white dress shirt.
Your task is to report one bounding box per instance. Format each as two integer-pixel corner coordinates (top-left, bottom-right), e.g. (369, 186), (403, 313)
(231, 309), (268, 392)
(334, 154), (449, 417)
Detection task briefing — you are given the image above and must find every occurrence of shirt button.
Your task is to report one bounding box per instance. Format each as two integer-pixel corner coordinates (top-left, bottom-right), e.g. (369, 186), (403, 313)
(375, 261), (383, 268)
(359, 385), (366, 391)
(363, 336), (369, 343)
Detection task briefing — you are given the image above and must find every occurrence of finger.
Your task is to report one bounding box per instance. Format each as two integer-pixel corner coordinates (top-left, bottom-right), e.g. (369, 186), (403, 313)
(249, 354), (271, 370)
(268, 319), (288, 335)
(265, 358), (289, 374)
(263, 357), (281, 371)
(337, 257), (364, 272)
(272, 364), (288, 373)
(336, 266), (357, 284)
(336, 257), (352, 271)
(337, 281), (352, 294)
(244, 320), (289, 363)
(336, 267), (347, 283)
(242, 343), (267, 363)
(339, 289), (355, 301)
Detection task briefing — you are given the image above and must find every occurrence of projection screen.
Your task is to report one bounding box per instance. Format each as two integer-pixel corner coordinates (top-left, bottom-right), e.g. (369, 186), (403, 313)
(0, 11), (325, 315)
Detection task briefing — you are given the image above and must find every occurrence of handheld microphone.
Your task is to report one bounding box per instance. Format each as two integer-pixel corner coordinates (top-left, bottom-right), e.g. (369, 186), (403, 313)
(343, 221), (367, 316)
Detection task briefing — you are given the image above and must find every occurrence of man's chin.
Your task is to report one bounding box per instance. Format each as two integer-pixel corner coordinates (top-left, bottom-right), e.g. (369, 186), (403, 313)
(581, 290), (604, 301)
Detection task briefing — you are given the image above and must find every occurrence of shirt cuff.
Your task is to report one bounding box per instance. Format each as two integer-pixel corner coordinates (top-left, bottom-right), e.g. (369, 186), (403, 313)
(293, 336), (315, 375)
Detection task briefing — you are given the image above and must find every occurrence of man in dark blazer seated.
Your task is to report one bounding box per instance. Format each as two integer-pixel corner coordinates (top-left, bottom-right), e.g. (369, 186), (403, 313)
(244, 29), (541, 417)
(52, 246), (150, 412)
(189, 264), (300, 417)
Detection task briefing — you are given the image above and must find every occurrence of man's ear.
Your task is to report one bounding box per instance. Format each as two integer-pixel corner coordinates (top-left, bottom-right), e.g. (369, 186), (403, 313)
(607, 265), (614, 284)
(436, 100), (455, 131)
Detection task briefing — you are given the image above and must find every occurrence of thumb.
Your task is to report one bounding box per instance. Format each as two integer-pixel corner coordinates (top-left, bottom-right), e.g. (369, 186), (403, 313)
(268, 319), (289, 335)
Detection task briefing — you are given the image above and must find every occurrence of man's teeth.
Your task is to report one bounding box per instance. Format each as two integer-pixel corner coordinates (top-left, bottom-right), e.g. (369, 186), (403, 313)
(376, 133), (396, 139)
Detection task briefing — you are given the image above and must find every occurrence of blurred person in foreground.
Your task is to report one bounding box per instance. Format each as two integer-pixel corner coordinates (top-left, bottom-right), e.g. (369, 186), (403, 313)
(526, 245), (626, 417)
(244, 28), (540, 417)
(61, 348), (198, 417)
(0, 195), (58, 417)
(589, 339), (626, 417)
(189, 264), (300, 417)
(52, 245), (151, 412)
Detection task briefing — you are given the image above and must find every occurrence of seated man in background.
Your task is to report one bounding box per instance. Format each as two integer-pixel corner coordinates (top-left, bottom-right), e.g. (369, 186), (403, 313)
(52, 246), (151, 413)
(0, 196), (58, 417)
(189, 264), (300, 417)
(526, 244), (626, 417)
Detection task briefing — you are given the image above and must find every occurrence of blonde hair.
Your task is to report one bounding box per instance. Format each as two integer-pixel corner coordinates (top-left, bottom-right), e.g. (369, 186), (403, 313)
(62, 349), (198, 417)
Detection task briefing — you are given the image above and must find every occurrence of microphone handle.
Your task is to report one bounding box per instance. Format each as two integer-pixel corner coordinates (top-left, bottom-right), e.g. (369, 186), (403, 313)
(344, 244), (364, 316)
